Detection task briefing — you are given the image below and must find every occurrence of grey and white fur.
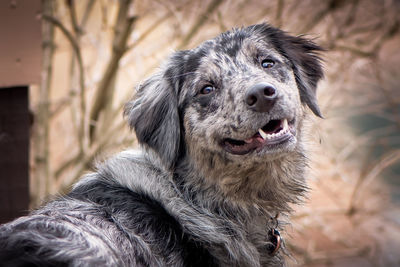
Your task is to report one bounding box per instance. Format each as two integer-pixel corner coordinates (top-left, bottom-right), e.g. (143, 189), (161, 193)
(0, 23), (324, 267)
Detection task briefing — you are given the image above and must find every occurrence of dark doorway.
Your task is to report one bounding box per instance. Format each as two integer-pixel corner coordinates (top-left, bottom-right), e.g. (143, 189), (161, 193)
(0, 86), (30, 223)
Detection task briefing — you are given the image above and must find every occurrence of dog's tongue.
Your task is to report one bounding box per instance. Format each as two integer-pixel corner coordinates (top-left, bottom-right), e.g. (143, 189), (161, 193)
(244, 135), (264, 144)
(227, 137), (264, 154)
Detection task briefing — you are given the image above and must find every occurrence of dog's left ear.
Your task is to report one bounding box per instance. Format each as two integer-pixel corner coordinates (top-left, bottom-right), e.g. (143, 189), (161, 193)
(260, 24), (324, 117)
(124, 53), (186, 169)
(282, 35), (324, 118)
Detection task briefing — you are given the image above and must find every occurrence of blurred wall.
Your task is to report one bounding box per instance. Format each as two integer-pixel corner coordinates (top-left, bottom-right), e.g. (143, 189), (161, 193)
(0, 0), (41, 87)
(0, 0), (41, 223)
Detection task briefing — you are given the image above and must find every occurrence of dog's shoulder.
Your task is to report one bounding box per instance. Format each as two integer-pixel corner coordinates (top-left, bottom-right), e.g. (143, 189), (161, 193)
(0, 150), (217, 266)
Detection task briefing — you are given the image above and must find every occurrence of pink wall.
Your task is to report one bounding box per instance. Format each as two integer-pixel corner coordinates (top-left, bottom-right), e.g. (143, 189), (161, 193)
(0, 0), (41, 87)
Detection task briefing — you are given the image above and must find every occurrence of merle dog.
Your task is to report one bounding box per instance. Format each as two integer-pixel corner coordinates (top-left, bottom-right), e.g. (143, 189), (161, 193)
(0, 23), (323, 266)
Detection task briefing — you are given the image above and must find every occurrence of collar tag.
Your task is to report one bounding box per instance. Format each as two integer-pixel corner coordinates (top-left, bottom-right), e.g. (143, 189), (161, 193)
(268, 228), (281, 255)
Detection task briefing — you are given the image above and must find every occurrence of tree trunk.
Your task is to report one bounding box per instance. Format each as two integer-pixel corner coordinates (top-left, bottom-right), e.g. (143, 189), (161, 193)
(32, 0), (55, 206)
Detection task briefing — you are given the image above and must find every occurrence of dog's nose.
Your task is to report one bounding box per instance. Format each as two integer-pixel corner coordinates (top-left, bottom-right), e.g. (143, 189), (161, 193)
(245, 83), (277, 112)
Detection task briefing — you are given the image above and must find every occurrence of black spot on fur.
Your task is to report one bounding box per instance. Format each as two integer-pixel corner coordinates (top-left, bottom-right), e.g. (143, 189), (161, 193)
(216, 31), (247, 58)
(230, 124), (239, 132)
(193, 95), (213, 121)
(192, 89), (220, 121)
(209, 155), (215, 169)
(195, 94), (213, 109)
(184, 46), (210, 76)
(236, 115), (242, 124)
(277, 68), (289, 83)
(164, 51), (189, 90)
(228, 89), (235, 103)
(209, 102), (218, 113)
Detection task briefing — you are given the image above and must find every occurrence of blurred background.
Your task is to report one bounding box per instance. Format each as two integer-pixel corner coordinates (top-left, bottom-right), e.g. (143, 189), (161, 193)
(1, 0), (399, 266)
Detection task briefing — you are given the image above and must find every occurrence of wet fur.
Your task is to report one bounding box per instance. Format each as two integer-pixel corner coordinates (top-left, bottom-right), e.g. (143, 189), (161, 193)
(0, 23), (323, 266)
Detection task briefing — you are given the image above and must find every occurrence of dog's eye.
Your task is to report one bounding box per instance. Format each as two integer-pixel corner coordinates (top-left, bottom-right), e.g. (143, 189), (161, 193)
(261, 59), (275, 69)
(200, 85), (215, 95)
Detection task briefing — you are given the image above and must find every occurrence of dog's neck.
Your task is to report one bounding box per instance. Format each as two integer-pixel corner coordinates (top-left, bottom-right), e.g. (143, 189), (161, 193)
(174, 144), (308, 217)
(171, 147), (308, 266)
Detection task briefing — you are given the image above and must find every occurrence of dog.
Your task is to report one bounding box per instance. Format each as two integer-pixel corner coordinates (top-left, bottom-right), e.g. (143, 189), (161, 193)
(0, 23), (323, 266)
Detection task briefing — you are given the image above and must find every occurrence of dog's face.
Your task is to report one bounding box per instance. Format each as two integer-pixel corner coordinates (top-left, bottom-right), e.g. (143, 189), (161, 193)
(181, 34), (304, 162)
(125, 23), (323, 171)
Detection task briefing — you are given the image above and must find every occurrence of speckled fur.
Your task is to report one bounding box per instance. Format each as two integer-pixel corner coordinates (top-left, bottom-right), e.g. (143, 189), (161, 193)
(0, 23), (323, 267)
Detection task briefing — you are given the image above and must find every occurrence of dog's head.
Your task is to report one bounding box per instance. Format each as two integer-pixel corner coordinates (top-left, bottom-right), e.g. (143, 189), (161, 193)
(125, 23), (323, 170)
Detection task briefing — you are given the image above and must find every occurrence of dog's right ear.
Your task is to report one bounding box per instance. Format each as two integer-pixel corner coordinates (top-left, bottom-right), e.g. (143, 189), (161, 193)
(124, 64), (182, 169)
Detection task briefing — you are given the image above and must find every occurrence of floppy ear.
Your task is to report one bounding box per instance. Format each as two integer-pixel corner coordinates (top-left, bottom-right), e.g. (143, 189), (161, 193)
(281, 35), (324, 118)
(257, 24), (324, 117)
(124, 70), (181, 169)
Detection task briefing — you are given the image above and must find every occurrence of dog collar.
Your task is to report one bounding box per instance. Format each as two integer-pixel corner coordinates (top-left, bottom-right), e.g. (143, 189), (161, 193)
(267, 213), (282, 255)
(268, 228), (282, 255)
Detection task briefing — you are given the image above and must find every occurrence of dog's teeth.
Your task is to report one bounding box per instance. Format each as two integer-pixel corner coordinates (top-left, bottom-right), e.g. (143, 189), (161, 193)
(258, 129), (268, 140)
(283, 119), (288, 130)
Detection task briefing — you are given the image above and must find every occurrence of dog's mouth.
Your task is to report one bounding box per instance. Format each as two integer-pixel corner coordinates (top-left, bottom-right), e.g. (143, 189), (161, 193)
(222, 118), (295, 155)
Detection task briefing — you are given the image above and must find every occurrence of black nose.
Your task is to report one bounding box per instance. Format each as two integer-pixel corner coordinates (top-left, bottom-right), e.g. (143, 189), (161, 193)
(245, 83), (277, 112)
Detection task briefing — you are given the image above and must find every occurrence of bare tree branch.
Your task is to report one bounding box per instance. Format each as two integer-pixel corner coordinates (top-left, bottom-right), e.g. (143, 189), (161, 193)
(333, 18), (399, 58)
(89, 0), (137, 143)
(298, 0), (349, 33)
(56, 120), (130, 192)
(79, 0), (95, 30)
(126, 1), (191, 52)
(374, 61), (400, 130)
(42, 13), (87, 155)
(348, 150), (400, 215)
(178, 0), (224, 49)
(66, 0), (81, 34)
(33, 0), (55, 206)
(66, 0), (96, 155)
(275, 0), (285, 27)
